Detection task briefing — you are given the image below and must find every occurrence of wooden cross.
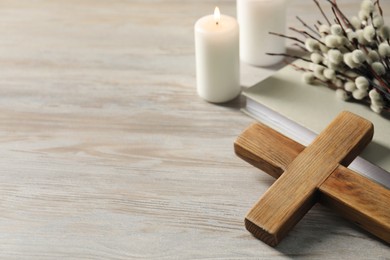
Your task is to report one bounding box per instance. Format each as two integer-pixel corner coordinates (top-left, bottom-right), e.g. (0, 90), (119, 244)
(234, 111), (390, 247)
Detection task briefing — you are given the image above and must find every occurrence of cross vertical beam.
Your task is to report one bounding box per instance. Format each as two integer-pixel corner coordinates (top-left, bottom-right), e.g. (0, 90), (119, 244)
(235, 111), (390, 246)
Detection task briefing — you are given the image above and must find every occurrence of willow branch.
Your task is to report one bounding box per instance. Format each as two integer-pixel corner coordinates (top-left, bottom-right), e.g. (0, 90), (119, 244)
(325, 0), (353, 28)
(375, 0), (383, 17)
(296, 16), (320, 37)
(269, 32), (305, 44)
(313, 0), (331, 26)
(266, 53), (312, 63)
(292, 43), (309, 52)
(289, 27), (326, 46)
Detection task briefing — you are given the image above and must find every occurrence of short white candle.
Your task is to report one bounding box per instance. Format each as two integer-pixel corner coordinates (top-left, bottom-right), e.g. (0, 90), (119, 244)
(237, 0), (286, 66)
(195, 7), (240, 103)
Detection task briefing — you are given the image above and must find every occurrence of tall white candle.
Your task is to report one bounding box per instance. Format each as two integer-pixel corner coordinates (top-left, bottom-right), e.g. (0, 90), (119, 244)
(237, 0), (286, 66)
(195, 7), (240, 103)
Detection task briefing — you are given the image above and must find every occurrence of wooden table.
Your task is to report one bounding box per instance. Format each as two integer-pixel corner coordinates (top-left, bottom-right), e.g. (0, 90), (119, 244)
(0, 0), (388, 258)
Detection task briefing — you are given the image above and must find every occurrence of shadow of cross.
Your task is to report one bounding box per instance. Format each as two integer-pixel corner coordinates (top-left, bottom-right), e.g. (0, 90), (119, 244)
(234, 111), (390, 247)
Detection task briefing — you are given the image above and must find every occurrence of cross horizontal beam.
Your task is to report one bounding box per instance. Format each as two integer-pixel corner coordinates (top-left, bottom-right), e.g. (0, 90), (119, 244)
(235, 118), (390, 245)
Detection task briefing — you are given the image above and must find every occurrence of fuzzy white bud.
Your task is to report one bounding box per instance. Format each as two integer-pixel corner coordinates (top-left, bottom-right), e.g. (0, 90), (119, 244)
(313, 65), (326, 80)
(356, 29), (368, 45)
(325, 35), (342, 48)
(361, 0), (374, 13)
(305, 38), (320, 52)
(344, 81), (357, 92)
(322, 57), (329, 66)
(350, 16), (361, 30)
(372, 62), (386, 75)
(327, 62), (340, 70)
(319, 41), (329, 53)
(363, 25), (376, 42)
(352, 89), (368, 100)
(302, 72), (315, 84)
(380, 25), (390, 40)
(333, 78), (343, 88)
(339, 36), (349, 46)
(373, 15), (384, 28)
(367, 50), (380, 64)
(319, 24), (330, 36)
(328, 49), (343, 64)
(347, 31), (358, 42)
(320, 44), (329, 53)
(370, 104), (383, 114)
(323, 68), (336, 80)
(352, 49), (366, 64)
(355, 76), (369, 90)
(345, 71), (359, 78)
(369, 89), (382, 101)
(336, 89), (350, 101)
(359, 10), (370, 21)
(371, 90), (385, 105)
(311, 53), (324, 64)
(378, 42), (390, 57)
(373, 79), (380, 85)
(344, 53), (360, 68)
(338, 66), (347, 73)
(331, 24), (343, 36)
(373, 100), (385, 108)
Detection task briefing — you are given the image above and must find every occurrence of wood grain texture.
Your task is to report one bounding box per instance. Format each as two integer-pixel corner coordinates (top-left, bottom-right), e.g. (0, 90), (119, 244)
(235, 119), (390, 245)
(320, 166), (390, 243)
(0, 0), (389, 259)
(245, 112), (374, 246)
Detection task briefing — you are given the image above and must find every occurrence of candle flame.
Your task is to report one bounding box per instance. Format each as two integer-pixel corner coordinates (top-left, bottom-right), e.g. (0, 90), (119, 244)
(214, 7), (220, 25)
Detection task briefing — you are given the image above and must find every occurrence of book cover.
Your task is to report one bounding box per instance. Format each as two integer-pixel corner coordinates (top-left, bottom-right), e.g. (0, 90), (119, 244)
(242, 60), (390, 187)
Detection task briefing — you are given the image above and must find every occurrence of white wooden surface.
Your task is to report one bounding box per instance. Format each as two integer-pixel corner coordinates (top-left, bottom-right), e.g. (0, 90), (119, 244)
(0, 0), (389, 259)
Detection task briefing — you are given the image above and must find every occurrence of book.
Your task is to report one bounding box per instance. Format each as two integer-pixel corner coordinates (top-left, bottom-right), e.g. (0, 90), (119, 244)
(242, 59), (390, 189)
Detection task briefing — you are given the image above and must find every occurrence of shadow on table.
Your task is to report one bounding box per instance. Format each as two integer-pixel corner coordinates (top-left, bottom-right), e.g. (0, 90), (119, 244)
(216, 92), (247, 110)
(250, 204), (388, 257)
(216, 47), (306, 111)
(361, 140), (390, 172)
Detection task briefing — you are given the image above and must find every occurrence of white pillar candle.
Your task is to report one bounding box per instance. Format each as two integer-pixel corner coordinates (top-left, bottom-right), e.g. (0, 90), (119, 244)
(237, 0), (286, 66)
(195, 7), (240, 103)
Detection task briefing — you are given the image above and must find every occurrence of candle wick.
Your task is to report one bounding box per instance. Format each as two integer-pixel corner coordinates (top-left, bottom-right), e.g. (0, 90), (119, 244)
(216, 21), (219, 26)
